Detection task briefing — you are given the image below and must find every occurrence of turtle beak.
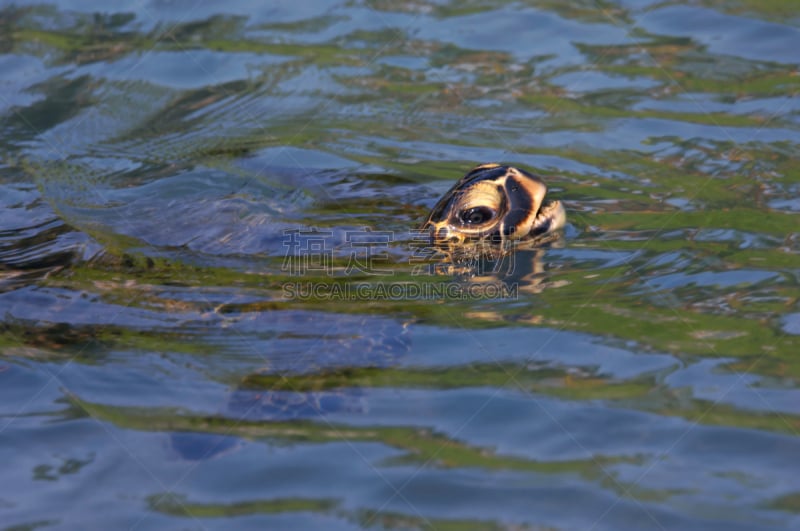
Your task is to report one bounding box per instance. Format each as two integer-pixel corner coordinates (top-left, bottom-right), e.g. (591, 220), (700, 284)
(426, 222), (464, 245)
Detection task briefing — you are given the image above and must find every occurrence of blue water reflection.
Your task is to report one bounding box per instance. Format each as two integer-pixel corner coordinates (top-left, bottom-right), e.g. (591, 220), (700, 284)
(1, 1), (799, 530)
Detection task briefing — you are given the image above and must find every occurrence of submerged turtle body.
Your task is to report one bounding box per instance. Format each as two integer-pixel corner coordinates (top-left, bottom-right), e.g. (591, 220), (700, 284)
(172, 164), (562, 460)
(211, 165), (562, 427)
(230, 313), (410, 420)
(421, 163), (565, 249)
(171, 313), (410, 460)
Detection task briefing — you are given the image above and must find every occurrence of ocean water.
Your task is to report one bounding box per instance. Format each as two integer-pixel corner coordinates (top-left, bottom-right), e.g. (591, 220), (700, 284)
(1, 1), (799, 529)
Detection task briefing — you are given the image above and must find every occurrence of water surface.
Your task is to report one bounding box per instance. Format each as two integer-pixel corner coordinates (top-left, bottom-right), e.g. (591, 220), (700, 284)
(1, 1), (799, 530)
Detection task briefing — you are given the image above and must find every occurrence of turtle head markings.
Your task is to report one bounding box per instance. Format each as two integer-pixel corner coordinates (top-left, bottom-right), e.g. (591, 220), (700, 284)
(421, 163), (566, 248)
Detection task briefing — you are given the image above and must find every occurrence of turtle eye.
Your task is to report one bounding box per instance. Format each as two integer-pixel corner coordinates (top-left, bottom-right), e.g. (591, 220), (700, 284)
(458, 206), (496, 225)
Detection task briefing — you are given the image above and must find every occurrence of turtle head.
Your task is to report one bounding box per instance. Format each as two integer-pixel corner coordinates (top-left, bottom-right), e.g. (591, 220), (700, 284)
(420, 163), (565, 247)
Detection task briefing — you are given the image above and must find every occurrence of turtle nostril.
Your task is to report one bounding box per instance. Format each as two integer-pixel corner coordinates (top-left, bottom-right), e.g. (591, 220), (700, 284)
(436, 227), (449, 241)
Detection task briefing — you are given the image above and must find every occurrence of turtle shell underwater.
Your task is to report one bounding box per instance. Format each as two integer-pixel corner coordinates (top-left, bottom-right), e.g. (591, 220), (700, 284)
(171, 164), (564, 460)
(421, 163), (566, 249)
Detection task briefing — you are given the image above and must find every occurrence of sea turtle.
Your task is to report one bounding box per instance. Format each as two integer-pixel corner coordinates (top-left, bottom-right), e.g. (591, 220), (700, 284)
(170, 163), (565, 459)
(421, 163), (566, 250)
(170, 311), (411, 460)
